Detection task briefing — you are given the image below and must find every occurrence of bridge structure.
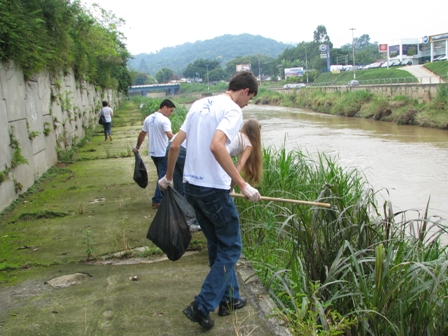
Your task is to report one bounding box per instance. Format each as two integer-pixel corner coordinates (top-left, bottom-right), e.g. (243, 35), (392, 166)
(128, 83), (180, 96)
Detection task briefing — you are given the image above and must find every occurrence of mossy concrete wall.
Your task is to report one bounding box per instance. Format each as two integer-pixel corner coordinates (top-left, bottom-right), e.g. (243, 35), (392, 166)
(280, 83), (440, 103)
(322, 83), (439, 102)
(0, 61), (117, 213)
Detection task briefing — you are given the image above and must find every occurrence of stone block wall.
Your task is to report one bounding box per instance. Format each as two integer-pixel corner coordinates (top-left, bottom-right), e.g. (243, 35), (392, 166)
(0, 62), (117, 213)
(297, 83), (440, 103)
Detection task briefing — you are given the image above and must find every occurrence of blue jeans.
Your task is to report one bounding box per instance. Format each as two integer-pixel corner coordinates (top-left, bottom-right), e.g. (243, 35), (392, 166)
(103, 122), (112, 138)
(184, 183), (242, 314)
(151, 156), (167, 204)
(166, 143), (186, 196)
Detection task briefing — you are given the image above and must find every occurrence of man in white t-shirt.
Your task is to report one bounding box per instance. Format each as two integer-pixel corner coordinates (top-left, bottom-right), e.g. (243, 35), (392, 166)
(133, 99), (175, 207)
(158, 72), (261, 330)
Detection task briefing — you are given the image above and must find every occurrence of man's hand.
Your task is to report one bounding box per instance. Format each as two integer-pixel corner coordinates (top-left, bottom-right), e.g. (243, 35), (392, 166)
(132, 146), (139, 153)
(241, 183), (261, 202)
(158, 176), (172, 191)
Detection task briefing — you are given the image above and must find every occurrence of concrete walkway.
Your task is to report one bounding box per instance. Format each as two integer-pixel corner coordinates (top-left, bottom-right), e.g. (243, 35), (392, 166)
(398, 64), (445, 83)
(0, 101), (291, 336)
(0, 251), (290, 335)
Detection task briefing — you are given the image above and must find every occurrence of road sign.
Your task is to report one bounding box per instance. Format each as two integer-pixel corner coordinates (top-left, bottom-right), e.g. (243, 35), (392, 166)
(379, 44), (388, 52)
(423, 35), (429, 44)
(320, 44), (326, 52)
(320, 54), (327, 58)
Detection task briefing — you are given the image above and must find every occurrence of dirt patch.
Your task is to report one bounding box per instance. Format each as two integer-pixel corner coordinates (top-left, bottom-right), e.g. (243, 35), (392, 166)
(396, 108), (418, 125)
(45, 273), (92, 288)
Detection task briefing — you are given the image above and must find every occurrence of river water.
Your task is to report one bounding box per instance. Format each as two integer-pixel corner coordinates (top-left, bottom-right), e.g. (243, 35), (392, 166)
(243, 104), (448, 219)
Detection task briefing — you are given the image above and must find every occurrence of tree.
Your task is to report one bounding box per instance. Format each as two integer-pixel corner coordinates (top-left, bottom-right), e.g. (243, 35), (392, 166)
(138, 59), (150, 73)
(131, 71), (156, 85)
(208, 68), (227, 82)
(313, 25), (331, 46)
(355, 34), (371, 49)
(183, 58), (221, 80)
(155, 68), (173, 83)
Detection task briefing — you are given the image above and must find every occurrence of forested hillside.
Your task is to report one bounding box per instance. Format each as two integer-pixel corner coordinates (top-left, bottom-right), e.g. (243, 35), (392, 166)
(129, 34), (293, 76)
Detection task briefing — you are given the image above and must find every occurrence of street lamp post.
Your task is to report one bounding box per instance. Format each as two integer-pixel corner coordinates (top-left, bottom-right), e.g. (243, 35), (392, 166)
(350, 28), (356, 79)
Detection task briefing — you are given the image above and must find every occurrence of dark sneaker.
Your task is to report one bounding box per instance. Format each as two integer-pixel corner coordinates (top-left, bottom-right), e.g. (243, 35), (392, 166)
(218, 297), (247, 316)
(183, 301), (214, 330)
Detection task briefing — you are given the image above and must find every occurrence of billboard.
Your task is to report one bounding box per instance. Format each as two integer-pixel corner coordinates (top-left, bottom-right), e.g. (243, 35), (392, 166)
(379, 44), (388, 52)
(236, 64), (251, 72)
(284, 67), (303, 78)
(430, 33), (448, 42)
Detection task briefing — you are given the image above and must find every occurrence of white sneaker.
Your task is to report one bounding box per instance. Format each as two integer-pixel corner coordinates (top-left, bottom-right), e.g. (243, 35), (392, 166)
(189, 224), (201, 232)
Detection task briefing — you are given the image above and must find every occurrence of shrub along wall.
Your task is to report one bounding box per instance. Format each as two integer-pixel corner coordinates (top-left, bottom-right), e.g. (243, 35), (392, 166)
(0, 61), (117, 213)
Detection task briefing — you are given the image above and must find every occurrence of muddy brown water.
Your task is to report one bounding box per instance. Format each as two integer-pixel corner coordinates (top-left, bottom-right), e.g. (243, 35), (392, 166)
(243, 104), (448, 220)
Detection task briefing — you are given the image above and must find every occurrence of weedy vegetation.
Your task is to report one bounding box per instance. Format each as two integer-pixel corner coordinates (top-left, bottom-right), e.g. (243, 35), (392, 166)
(235, 145), (448, 335)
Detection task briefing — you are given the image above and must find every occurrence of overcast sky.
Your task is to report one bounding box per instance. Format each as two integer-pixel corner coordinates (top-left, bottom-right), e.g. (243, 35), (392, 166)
(81, 0), (447, 56)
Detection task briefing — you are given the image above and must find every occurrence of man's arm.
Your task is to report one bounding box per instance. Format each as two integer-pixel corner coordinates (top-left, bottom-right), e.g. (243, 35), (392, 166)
(132, 131), (147, 153)
(166, 131), (174, 140)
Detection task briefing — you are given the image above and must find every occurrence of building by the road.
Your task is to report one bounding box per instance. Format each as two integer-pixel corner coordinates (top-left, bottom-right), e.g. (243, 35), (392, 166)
(384, 32), (447, 65)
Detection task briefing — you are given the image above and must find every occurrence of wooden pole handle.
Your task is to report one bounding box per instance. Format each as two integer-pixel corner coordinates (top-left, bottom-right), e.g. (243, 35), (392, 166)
(230, 192), (331, 208)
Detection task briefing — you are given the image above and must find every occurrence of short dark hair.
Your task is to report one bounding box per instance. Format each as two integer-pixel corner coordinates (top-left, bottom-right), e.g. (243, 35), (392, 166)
(228, 71), (258, 96)
(102, 101), (108, 107)
(160, 99), (176, 109)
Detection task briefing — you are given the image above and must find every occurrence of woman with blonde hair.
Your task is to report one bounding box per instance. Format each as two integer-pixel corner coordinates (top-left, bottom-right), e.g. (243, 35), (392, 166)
(227, 118), (263, 186)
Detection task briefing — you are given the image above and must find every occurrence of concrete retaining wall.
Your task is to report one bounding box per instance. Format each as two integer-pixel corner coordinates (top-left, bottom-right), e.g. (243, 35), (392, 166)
(0, 61), (117, 213)
(283, 83), (441, 103)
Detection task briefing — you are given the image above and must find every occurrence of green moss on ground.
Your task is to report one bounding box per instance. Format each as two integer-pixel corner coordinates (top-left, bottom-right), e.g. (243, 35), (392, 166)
(0, 100), (207, 287)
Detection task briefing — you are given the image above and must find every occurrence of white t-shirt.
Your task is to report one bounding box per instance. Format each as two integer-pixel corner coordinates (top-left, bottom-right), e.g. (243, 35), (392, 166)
(142, 112), (172, 157)
(170, 133), (187, 149)
(99, 107), (113, 123)
(227, 132), (252, 157)
(181, 95), (243, 189)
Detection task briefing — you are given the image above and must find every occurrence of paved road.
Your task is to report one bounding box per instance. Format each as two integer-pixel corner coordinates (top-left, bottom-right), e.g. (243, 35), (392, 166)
(398, 64), (445, 84)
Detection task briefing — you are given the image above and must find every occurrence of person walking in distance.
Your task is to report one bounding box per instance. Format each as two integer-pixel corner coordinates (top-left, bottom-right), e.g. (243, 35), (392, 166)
(99, 101), (113, 142)
(158, 72), (261, 330)
(133, 99), (175, 208)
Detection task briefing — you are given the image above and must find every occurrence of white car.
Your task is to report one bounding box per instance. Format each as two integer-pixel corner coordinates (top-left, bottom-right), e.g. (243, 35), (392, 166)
(284, 83), (306, 89)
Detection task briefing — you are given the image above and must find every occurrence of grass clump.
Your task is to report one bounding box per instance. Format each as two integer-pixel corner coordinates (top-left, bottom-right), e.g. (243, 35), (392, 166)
(15, 210), (69, 222)
(237, 145), (448, 335)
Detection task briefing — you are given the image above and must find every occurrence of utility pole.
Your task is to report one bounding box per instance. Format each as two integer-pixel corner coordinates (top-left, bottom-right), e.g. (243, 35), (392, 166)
(205, 64), (209, 90)
(305, 46), (309, 83)
(350, 28), (356, 79)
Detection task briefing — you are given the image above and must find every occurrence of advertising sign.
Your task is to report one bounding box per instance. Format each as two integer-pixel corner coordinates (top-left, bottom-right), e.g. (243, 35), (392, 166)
(379, 44), (388, 52)
(236, 64), (251, 72)
(429, 33), (448, 42)
(284, 67), (304, 78)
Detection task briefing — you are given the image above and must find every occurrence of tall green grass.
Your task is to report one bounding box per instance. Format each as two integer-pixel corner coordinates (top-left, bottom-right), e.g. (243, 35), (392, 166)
(237, 145), (448, 335)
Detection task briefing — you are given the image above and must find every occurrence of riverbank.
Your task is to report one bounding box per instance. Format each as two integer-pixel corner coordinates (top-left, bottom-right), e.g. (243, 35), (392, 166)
(253, 85), (448, 130)
(0, 101), (290, 335)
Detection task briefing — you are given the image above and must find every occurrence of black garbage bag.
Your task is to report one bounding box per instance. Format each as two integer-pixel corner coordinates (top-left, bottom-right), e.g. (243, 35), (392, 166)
(133, 152), (148, 188)
(147, 186), (194, 261)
